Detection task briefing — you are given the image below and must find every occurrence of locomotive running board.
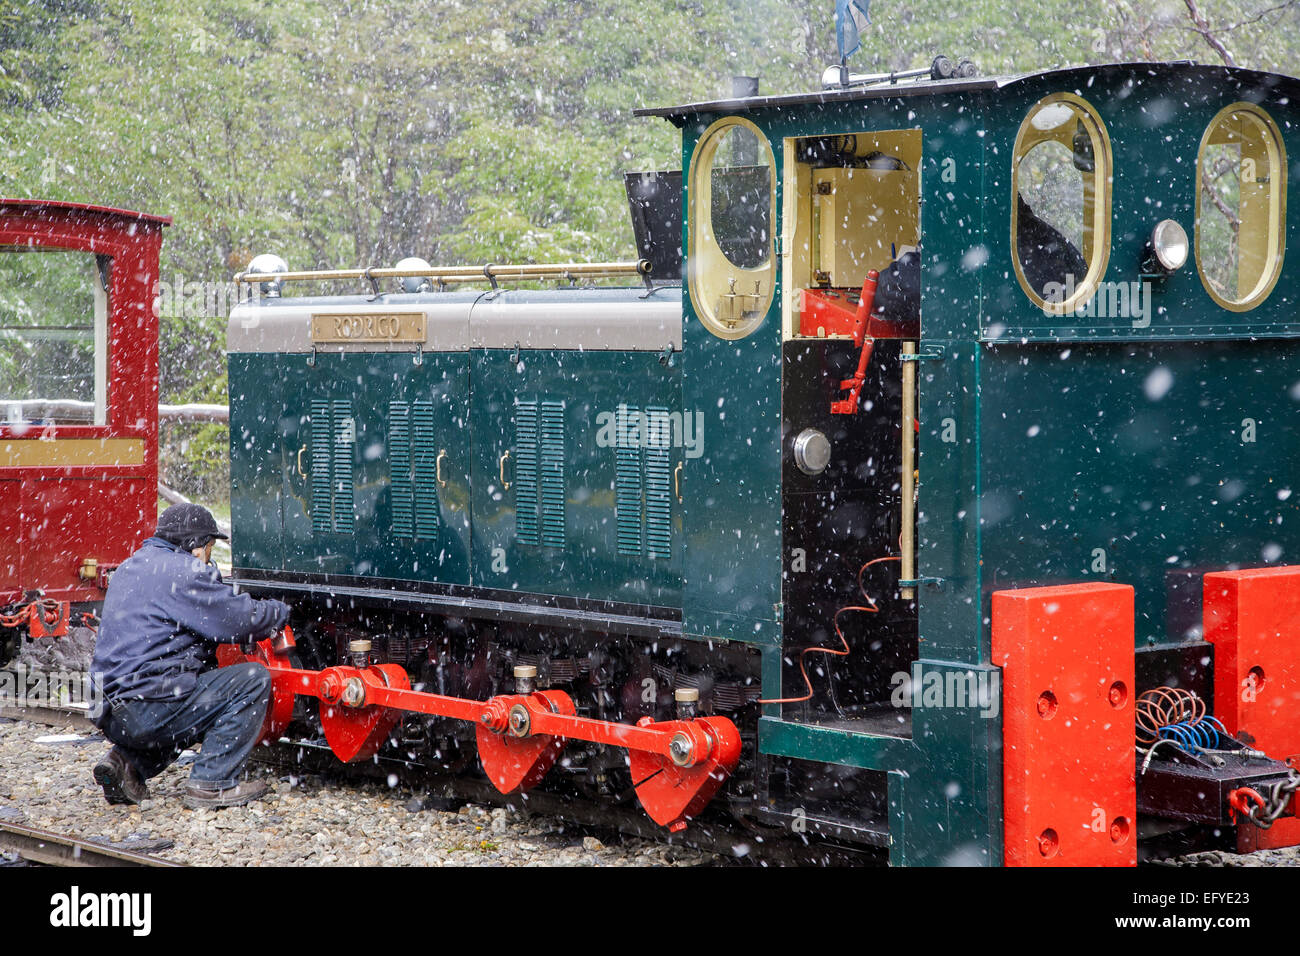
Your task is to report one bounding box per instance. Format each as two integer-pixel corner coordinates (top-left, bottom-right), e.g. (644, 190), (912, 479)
(233, 574), (683, 641)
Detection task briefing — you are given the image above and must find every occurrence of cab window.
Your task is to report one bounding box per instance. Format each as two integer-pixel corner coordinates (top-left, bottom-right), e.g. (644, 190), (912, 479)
(688, 117), (775, 339)
(1011, 94), (1111, 313)
(1196, 103), (1286, 311)
(0, 248), (111, 425)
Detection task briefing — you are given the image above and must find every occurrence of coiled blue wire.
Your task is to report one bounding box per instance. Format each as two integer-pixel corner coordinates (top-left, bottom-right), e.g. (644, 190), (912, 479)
(1158, 716), (1229, 753)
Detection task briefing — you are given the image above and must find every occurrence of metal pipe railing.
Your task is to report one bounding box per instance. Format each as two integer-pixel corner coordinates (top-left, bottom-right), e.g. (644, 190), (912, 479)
(235, 259), (652, 288)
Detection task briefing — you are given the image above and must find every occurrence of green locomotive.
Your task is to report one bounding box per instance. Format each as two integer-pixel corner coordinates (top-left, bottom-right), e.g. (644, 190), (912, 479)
(228, 60), (1300, 865)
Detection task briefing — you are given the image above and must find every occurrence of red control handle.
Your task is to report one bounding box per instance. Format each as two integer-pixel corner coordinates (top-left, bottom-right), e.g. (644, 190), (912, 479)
(831, 271), (879, 415)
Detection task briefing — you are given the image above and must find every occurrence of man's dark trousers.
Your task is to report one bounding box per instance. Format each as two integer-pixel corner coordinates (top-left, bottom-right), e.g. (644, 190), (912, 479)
(99, 663), (271, 789)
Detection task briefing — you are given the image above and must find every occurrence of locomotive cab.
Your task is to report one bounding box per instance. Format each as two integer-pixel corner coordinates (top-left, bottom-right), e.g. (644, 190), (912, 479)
(642, 60), (1300, 864)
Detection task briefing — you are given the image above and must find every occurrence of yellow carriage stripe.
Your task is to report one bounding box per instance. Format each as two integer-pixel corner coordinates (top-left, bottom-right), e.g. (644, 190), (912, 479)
(0, 438), (145, 468)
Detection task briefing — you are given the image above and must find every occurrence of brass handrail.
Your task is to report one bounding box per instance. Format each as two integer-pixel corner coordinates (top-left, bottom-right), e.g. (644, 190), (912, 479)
(235, 259), (652, 286)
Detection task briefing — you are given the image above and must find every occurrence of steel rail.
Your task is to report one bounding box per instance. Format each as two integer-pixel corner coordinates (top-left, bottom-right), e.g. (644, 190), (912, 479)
(0, 821), (181, 868)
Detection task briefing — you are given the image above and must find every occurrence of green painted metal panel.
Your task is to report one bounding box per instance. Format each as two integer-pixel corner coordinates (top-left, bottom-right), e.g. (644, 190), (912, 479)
(977, 339), (1300, 647)
(469, 348), (682, 607)
(899, 660), (1002, 867)
(273, 351), (471, 584)
(679, 113), (783, 643)
(980, 69), (1299, 343)
(228, 353), (285, 571)
(917, 341), (984, 661)
(758, 716), (917, 771)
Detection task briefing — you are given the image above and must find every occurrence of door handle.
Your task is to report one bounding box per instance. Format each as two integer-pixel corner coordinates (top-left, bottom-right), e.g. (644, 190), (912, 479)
(499, 450), (512, 490)
(436, 449), (448, 487)
(297, 444), (308, 479)
(674, 461), (683, 503)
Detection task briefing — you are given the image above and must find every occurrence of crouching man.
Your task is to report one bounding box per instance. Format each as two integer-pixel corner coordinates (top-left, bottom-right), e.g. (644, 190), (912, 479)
(90, 503), (290, 810)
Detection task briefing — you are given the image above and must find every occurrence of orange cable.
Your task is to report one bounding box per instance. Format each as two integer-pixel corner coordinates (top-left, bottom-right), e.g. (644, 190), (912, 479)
(758, 556), (901, 705)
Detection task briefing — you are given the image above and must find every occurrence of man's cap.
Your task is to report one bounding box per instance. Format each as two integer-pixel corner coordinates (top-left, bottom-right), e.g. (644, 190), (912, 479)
(156, 503), (229, 550)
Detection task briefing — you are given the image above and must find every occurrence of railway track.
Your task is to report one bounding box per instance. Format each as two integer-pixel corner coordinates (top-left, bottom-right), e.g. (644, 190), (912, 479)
(0, 703), (97, 732)
(250, 736), (886, 867)
(0, 704), (1251, 866)
(0, 821), (181, 868)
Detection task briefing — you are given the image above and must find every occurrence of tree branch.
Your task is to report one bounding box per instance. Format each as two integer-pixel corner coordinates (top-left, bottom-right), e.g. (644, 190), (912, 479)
(1183, 0), (1238, 66)
(1222, 0), (1300, 33)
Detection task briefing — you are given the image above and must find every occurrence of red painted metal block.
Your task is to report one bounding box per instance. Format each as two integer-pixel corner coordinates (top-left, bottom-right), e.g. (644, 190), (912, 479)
(1203, 566), (1300, 850)
(993, 582), (1136, 867)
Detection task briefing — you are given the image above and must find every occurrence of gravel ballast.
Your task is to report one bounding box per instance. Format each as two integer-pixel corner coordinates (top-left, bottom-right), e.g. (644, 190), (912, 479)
(4, 714), (1300, 867)
(0, 716), (724, 867)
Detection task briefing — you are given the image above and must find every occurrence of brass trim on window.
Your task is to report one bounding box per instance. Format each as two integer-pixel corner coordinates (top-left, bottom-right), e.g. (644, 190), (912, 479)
(1010, 93), (1113, 316)
(1195, 102), (1287, 313)
(686, 116), (777, 340)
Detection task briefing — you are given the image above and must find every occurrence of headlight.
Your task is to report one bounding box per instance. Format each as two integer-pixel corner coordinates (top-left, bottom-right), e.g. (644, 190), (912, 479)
(394, 257), (433, 294)
(247, 253), (288, 297)
(1149, 220), (1188, 273)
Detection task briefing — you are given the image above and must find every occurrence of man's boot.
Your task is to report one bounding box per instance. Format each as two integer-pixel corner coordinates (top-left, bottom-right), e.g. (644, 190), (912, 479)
(181, 779), (269, 810)
(93, 748), (150, 805)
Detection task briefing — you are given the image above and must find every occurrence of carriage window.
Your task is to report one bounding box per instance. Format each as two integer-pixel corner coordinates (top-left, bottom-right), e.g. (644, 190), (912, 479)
(688, 117), (775, 339)
(1011, 94), (1111, 313)
(1196, 103), (1286, 311)
(0, 248), (111, 426)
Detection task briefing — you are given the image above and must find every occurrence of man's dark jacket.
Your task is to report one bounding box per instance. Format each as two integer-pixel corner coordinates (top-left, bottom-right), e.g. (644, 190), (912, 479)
(92, 537), (289, 703)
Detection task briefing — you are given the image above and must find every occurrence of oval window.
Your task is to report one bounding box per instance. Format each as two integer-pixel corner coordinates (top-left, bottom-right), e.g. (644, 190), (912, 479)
(1196, 103), (1287, 311)
(1011, 94), (1112, 314)
(687, 117), (775, 339)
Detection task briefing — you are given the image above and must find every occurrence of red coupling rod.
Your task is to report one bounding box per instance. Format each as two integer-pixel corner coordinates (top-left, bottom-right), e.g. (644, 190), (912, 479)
(220, 634), (743, 831)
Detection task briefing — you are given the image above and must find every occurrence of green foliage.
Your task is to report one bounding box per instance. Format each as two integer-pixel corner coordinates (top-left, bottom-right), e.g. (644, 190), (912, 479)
(1, 0), (1298, 501)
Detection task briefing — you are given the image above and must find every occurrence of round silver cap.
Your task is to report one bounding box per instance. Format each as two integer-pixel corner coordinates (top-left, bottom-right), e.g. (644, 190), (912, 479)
(793, 428), (832, 476)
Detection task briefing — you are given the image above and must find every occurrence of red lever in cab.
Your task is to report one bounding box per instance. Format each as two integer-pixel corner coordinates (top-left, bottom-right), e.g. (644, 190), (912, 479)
(830, 270), (879, 415)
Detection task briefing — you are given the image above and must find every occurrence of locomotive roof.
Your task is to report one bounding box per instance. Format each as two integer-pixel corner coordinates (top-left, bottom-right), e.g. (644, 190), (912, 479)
(0, 197), (171, 226)
(635, 61), (1300, 124)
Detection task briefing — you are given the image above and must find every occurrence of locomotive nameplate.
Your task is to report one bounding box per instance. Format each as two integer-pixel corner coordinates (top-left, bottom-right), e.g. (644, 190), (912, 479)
(310, 312), (426, 344)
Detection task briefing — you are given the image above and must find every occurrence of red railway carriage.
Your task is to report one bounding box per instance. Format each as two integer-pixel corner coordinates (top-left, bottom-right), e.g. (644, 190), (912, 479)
(0, 200), (168, 612)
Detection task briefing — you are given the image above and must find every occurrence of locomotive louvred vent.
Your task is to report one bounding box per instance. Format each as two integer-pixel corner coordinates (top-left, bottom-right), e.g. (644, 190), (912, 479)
(614, 405), (672, 560)
(615, 422), (644, 556)
(388, 401), (441, 540)
(515, 400), (540, 544)
(412, 402), (440, 538)
(310, 400), (356, 535)
(331, 400), (355, 534)
(539, 401), (566, 548)
(514, 398), (566, 548)
(389, 403), (414, 537)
